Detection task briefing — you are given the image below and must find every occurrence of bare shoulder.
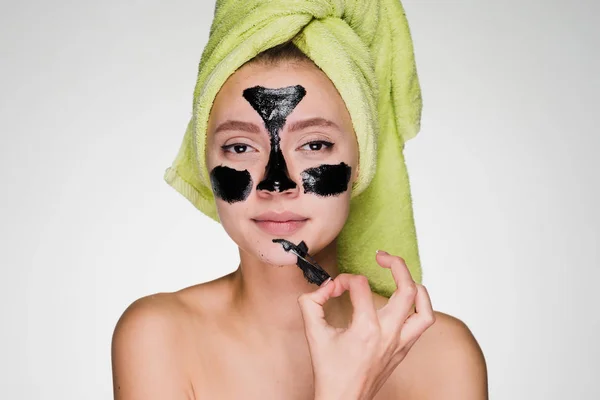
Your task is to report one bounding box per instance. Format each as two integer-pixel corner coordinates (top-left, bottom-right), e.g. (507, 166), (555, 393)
(368, 290), (488, 399)
(112, 291), (194, 346)
(113, 292), (190, 337)
(111, 292), (198, 399)
(404, 310), (489, 399)
(112, 278), (228, 345)
(111, 277), (234, 398)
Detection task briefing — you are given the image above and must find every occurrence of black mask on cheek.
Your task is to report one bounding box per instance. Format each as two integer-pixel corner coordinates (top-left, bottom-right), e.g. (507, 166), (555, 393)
(301, 162), (352, 197)
(242, 85), (306, 192)
(210, 166), (253, 203)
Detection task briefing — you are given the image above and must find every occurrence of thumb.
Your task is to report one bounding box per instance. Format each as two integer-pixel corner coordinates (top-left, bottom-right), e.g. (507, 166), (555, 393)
(297, 278), (335, 333)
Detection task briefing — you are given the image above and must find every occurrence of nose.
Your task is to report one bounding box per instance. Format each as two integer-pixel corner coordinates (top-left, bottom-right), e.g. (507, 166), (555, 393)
(256, 182), (299, 199)
(256, 150), (300, 197)
(256, 166), (297, 192)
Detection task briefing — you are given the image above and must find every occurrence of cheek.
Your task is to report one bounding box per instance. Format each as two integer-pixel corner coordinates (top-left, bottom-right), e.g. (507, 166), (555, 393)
(210, 166), (253, 203)
(304, 189), (352, 249)
(214, 199), (251, 246)
(300, 162), (352, 197)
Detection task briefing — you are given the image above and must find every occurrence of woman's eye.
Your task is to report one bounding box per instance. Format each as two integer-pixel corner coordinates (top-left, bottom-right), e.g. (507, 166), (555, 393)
(221, 143), (256, 154)
(300, 140), (334, 152)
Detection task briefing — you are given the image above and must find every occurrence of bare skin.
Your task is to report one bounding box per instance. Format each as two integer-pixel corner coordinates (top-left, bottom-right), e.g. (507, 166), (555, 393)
(111, 61), (488, 399)
(112, 242), (488, 399)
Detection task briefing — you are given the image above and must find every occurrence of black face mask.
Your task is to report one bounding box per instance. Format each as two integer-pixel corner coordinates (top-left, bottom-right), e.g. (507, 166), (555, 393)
(210, 84), (352, 203)
(242, 85), (305, 193)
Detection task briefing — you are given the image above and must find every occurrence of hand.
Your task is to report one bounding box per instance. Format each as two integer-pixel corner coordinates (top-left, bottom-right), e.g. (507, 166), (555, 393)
(297, 251), (436, 400)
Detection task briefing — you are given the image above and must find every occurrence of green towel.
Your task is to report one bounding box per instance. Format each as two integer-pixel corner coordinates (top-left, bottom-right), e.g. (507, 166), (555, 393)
(164, 0), (423, 298)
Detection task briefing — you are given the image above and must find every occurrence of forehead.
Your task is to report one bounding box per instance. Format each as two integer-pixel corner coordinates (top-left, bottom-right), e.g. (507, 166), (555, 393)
(210, 61), (353, 131)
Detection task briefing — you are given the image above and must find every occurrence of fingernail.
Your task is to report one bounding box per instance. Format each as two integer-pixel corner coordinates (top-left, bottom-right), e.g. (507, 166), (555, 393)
(376, 250), (389, 255)
(320, 277), (332, 287)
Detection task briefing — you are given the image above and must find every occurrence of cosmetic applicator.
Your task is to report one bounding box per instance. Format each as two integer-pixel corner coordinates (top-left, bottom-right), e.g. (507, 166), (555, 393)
(272, 239), (331, 286)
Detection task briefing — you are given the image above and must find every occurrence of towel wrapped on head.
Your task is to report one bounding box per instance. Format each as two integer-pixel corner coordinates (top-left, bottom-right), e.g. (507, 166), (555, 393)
(165, 0), (423, 297)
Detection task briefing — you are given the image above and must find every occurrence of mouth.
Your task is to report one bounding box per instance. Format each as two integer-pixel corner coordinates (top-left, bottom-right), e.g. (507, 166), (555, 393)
(251, 210), (309, 236)
(252, 219), (308, 236)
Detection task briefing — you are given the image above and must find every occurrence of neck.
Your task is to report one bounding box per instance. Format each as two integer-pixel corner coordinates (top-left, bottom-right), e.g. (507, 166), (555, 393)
(229, 240), (352, 339)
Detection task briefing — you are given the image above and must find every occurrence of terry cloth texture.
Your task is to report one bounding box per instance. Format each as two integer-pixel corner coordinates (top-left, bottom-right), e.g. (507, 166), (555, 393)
(165, 0), (423, 297)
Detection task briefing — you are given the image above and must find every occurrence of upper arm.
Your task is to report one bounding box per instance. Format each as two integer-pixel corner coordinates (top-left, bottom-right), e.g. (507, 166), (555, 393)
(111, 295), (195, 400)
(422, 312), (489, 399)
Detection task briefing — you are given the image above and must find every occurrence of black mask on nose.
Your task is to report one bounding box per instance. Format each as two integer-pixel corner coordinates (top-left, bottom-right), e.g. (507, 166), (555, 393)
(242, 85), (306, 192)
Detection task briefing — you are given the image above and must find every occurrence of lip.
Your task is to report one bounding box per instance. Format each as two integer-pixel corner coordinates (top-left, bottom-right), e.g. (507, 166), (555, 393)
(252, 211), (308, 222)
(253, 220), (308, 236)
(251, 211), (309, 236)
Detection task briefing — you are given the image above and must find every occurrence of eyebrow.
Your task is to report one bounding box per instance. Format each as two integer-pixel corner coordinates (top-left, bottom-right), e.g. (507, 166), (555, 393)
(214, 117), (341, 135)
(214, 120), (261, 135)
(287, 117), (341, 133)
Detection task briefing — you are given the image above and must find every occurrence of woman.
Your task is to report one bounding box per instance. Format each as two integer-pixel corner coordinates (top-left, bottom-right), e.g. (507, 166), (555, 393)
(112, 1), (488, 399)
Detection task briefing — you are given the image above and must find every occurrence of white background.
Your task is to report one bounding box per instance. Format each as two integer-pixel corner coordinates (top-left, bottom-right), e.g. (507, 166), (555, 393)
(1, 0), (599, 398)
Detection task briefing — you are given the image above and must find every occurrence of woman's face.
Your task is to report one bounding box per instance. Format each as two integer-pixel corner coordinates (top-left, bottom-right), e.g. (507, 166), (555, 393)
(206, 60), (359, 265)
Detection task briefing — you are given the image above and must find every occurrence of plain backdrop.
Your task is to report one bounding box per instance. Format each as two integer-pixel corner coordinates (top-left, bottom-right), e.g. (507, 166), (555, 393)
(1, 0), (599, 398)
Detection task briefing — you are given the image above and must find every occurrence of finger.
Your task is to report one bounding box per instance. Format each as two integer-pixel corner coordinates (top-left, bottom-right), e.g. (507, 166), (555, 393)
(375, 251), (414, 294)
(297, 278), (336, 333)
(330, 274), (378, 327)
(399, 284), (436, 343)
(389, 334), (420, 366)
(376, 252), (418, 326)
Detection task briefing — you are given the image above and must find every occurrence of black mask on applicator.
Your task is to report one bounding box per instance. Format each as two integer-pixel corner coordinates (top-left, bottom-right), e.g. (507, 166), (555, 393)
(272, 239), (331, 286)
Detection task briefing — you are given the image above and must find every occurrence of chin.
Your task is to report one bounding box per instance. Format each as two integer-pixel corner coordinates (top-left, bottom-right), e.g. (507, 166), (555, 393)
(243, 233), (323, 266)
(252, 241), (298, 265)
(262, 252), (297, 266)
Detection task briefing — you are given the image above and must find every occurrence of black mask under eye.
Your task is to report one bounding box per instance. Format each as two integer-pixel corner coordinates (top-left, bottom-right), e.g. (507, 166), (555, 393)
(242, 85), (306, 192)
(210, 165), (253, 203)
(301, 162), (352, 197)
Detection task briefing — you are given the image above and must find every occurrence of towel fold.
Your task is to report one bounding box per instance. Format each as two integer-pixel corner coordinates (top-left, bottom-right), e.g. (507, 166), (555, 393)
(165, 0), (423, 297)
